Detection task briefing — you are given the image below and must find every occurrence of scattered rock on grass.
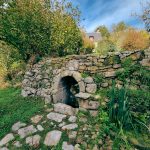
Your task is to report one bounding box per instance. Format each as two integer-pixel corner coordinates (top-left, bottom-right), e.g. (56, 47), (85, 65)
(44, 130), (62, 146)
(31, 115), (43, 124)
(26, 135), (41, 148)
(37, 125), (44, 131)
(68, 131), (77, 140)
(75, 144), (81, 150)
(18, 125), (37, 139)
(58, 122), (66, 128)
(62, 142), (74, 150)
(68, 116), (77, 123)
(62, 124), (78, 130)
(12, 122), (26, 132)
(47, 112), (66, 123)
(0, 133), (14, 147)
(13, 141), (22, 148)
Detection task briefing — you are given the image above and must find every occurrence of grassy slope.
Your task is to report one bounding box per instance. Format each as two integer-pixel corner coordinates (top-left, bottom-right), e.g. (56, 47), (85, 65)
(0, 88), (44, 139)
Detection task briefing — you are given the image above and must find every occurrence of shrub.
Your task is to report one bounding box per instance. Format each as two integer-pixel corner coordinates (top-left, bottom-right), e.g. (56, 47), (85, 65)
(121, 29), (150, 51)
(108, 86), (133, 129)
(80, 31), (94, 54)
(0, 41), (25, 84)
(116, 58), (150, 87)
(108, 84), (149, 132)
(96, 39), (117, 55)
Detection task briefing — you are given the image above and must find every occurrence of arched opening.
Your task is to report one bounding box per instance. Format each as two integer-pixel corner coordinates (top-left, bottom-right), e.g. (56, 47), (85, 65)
(57, 76), (79, 108)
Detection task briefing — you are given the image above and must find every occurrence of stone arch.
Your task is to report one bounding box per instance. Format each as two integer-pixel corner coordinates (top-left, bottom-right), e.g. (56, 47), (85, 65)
(52, 71), (85, 107)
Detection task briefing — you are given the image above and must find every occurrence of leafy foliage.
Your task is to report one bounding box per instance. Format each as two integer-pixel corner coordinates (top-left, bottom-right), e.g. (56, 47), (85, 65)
(93, 73), (104, 84)
(80, 31), (94, 54)
(50, 0), (82, 56)
(1, 0), (82, 60)
(95, 25), (110, 38)
(0, 40), (25, 85)
(116, 58), (150, 87)
(96, 39), (116, 55)
(108, 86), (133, 129)
(108, 85), (149, 132)
(112, 21), (129, 32)
(95, 21), (149, 53)
(1, 0), (52, 60)
(139, 1), (150, 32)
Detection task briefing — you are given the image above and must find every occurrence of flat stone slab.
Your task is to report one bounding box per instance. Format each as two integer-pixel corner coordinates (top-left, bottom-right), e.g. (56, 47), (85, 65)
(47, 112), (66, 123)
(62, 124), (78, 130)
(18, 125), (37, 139)
(26, 135), (41, 148)
(62, 142), (74, 150)
(54, 103), (76, 116)
(75, 93), (91, 100)
(12, 121), (26, 132)
(0, 133), (14, 147)
(44, 130), (62, 146)
(31, 115), (43, 124)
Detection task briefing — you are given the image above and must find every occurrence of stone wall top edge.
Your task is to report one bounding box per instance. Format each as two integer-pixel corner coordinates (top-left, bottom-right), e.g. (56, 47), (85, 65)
(43, 49), (143, 60)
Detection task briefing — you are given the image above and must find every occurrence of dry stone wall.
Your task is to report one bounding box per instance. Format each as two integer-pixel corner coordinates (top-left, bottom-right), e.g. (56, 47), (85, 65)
(22, 50), (149, 109)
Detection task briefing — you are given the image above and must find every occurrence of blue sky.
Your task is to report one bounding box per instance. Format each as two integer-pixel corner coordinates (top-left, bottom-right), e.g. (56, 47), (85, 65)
(70, 0), (147, 32)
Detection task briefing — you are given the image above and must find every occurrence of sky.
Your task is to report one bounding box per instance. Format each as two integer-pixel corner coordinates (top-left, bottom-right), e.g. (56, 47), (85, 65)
(70, 0), (147, 32)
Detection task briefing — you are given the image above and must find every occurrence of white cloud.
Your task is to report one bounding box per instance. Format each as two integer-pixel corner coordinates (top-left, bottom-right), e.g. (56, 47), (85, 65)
(77, 0), (146, 32)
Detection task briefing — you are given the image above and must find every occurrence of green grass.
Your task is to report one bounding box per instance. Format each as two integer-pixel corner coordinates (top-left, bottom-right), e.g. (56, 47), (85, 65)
(0, 87), (45, 139)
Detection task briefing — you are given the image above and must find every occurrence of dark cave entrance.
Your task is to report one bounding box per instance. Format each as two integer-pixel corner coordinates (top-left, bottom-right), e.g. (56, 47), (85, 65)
(58, 76), (79, 108)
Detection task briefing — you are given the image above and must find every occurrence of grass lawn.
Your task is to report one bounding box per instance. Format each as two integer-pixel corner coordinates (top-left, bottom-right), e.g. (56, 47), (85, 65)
(0, 87), (45, 139)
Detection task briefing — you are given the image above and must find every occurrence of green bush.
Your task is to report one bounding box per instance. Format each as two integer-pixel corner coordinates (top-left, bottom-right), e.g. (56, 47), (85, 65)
(96, 39), (117, 55)
(126, 89), (150, 116)
(1, 0), (82, 60)
(116, 58), (150, 87)
(0, 41), (25, 83)
(108, 85), (149, 132)
(108, 86), (133, 129)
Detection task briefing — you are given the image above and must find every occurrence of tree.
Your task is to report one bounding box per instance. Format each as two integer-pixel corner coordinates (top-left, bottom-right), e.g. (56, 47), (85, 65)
(139, 2), (150, 32)
(96, 39), (116, 55)
(49, 0), (82, 56)
(121, 29), (150, 51)
(95, 25), (110, 38)
(1, 0), (52, 61)
(112, 21), (128, 32)
(1, 0), (82, 61)
(80, 31), (94, 54)
(0, 40), (25, 82)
